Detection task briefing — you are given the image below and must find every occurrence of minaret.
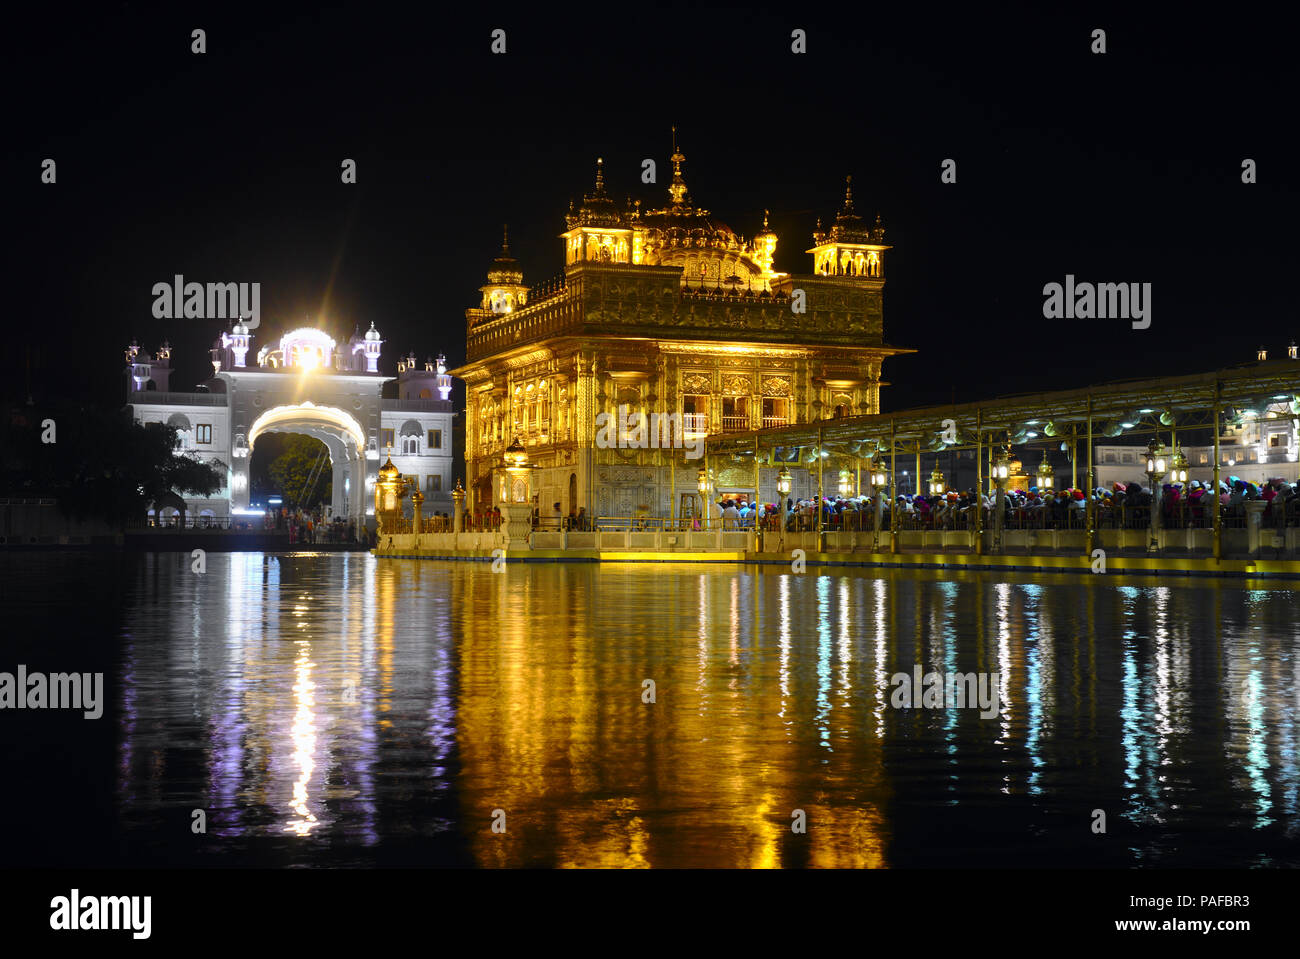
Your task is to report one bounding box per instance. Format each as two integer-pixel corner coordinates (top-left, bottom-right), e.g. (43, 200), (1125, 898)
(479, 225), (531, 312)
(561, 161), (630, 265)
(436, 354), (452, 401)
(667, 125), (690, 208)
(806, 175), (891, 278)
(152, 339), (174, 391)
(752, 208), (779, 278)
(124, 339), (147, 397)
(222, 317), (252, 368)
(397, 349), (441, 399)
(363, 321), (383, 373)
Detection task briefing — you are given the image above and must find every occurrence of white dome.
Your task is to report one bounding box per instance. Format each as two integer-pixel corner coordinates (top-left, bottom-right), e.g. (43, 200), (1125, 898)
(364, 321), (381, 341)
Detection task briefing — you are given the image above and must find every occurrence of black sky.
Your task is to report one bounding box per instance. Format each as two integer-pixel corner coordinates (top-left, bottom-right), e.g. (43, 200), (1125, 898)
(6, 4), (1297, 411)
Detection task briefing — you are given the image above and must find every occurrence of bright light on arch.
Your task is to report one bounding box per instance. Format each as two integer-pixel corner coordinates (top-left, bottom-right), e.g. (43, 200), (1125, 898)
(248, 401), (366, 452)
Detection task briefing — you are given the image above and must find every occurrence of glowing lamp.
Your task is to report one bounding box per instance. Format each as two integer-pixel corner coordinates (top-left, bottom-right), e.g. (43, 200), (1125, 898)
(376, 457), (403, 514)
(1145, 438), (1167, 479)
(992, 445), (1011, 483)
(1169, 446), (1188, 484)
(504, 437), (528, 470)
(1036, 452), (1054, 489)
(697, 467), (713, 496)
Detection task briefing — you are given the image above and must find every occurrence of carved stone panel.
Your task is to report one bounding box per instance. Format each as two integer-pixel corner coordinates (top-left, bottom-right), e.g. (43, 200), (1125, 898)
(761, 376), (790, 397)
(722, 374), (752, 395)
(682, 373), (711, 393)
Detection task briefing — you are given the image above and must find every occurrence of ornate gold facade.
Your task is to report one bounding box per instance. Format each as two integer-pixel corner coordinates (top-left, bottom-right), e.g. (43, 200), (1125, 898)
(450, 140), (912, 517)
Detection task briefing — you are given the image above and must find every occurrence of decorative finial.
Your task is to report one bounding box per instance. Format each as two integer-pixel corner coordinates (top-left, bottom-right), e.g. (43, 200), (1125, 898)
(763, 208), (770, 229)
(501, 223), (510, 255)
(668, 128), (688, 207)
(594, 157), (605, 193)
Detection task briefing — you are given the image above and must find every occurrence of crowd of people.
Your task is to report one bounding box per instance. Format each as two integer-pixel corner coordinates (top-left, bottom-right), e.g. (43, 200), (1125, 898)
(707, 477), (1300, 532)
(439, 477), (1300, 536)
(269, 507), (363, 543)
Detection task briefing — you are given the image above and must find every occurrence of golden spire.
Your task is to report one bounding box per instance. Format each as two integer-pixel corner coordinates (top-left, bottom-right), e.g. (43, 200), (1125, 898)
(594, 156), (606, 195)
(501, 223), (510, 256)
(842, 175), (856, 215)
(668, 126), (688, 207)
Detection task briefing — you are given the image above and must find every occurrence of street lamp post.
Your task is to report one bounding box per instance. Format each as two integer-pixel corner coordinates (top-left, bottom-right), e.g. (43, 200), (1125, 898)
(777, 466), (792, 543)
(837, 468), (853, 535)
(375, 456), (403, 536)
(1146, 437), (1167, 553)
(500, 436), (536, 545)
(929, 465), (946, 496)
(870, 462), (889, 553)
(452, 480), (465, 533)
(697, 466), (713, 531)
(991, 442), (1011, 552)
(1036, 451), (1054, 491)
(1169, 445), (1188, 529)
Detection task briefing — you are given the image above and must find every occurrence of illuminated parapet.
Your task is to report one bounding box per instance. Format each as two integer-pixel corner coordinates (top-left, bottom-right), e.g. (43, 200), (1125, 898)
(807, 176), (889, 279)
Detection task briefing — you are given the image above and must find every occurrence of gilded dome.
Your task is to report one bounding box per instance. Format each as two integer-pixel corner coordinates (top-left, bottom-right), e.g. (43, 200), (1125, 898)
(565, 158), (625, 230)
(486, 225), (524, 285)
(813, 176), (887, 246)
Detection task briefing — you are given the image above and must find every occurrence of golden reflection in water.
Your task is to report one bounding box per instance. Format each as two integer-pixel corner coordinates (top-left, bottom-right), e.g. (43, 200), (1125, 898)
(104, 554), (1300, 866)
(450, 563), (888, 868)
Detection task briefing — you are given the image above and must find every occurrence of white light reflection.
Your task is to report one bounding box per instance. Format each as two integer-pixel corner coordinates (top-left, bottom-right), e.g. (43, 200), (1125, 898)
(1241, 670), (1274, 826)
(778, 575), (791, 722)
(1153, 587), (1172, 756)
(937, 581), (959, 800)
(816, 576), (831, 750)
(872, 578), (887, 740)
(837, 578), (852, 704)
(1021, 584), (1045, 796)
(285, 640), (320, 836)
(995, 583), (1012, 792)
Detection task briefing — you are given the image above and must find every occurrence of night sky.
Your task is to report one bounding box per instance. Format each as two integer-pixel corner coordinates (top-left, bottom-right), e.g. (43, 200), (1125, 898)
(6, 5), (1296, 412)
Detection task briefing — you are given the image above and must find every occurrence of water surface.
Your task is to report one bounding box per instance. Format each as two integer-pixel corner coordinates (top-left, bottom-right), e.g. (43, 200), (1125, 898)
(3, 552), (1299, 868)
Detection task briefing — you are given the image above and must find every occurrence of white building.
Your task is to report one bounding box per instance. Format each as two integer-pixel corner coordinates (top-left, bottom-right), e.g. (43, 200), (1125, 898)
(1094, 401), (1300, 489)
(124, 321), (456, 528)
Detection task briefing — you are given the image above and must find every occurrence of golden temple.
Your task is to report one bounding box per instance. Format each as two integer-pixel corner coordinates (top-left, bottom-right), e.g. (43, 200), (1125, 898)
(449, 134), (912, 519)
